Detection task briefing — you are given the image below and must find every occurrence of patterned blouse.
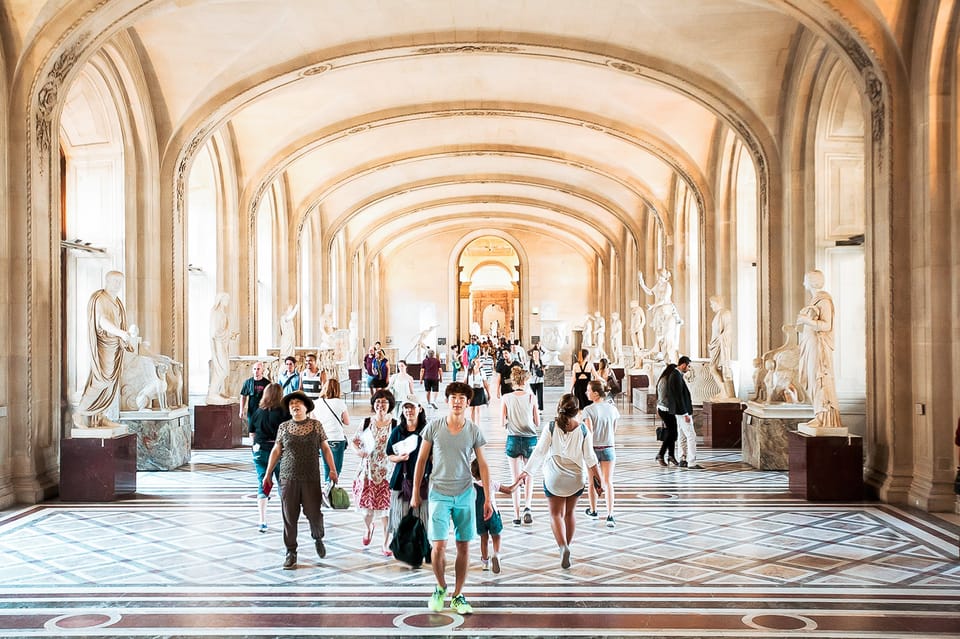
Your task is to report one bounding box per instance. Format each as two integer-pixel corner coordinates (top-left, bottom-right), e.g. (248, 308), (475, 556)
(352, 417), (394, 484)
(277, 418), (328, 482)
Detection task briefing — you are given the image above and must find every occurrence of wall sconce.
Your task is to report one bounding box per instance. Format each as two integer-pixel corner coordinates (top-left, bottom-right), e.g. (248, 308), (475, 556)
(531, 306), (540, 316)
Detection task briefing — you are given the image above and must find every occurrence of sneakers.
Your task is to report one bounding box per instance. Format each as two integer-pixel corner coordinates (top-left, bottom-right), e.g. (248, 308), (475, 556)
(688, 463), (704, 470)
(315, 539), (326, 559)
(560, 545), (571, 569)
(491, 554), (501, 574)
(512, 518), (522, 526)
(522, 507), (533, 525)
(428, 586), (447, 612)
(656, 456), (667, 467)
(451, 594), (474, 614)
(679, 460), (689, 468)
(584, 507), (598, 518)
(282, 552), (297, 570)
(481, 558), (490, 571)
(606, 515), (616, 528)
(258, 523), (268, 533)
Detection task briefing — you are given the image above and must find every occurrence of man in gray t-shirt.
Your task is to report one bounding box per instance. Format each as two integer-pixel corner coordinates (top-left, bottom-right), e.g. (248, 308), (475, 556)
(412, 382), (493, 616)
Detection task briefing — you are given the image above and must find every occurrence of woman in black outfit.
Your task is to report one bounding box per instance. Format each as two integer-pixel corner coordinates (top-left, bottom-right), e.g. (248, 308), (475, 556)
(571, 348), (592, 409)
(655, 364), (680, 466)
(249, 383), (290, 531)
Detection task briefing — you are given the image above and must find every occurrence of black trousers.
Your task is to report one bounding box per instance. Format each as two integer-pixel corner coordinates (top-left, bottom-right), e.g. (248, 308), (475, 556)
(656, 409), (678, 459)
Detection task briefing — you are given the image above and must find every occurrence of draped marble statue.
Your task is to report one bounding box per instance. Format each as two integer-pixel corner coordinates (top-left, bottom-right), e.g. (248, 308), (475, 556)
(592, 311), (607, 360)
(278, 303), (298, 359)
(580, 312), (595, 348)
(797, 270), (844, 433)
(206, 292), (238, 404)
(348, 311), (359, 367)
(707, 295), (737, 400)
(629, 300), (646, 369)
(73, 270), (134, 429)
(319, 303), (336, 348)
(639, 269), (683, 363)
(609, 312), (623, 367)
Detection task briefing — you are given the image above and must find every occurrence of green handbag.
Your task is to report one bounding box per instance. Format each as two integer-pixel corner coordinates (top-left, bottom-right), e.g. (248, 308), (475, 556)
(330, 485), (351, 510)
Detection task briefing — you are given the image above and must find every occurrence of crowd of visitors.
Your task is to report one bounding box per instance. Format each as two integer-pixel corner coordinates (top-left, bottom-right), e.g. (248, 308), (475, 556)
(245, 335), (703, 614)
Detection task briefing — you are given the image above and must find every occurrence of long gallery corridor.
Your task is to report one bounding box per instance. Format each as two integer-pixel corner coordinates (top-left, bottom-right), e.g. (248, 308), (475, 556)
(0, 382), (957, 638)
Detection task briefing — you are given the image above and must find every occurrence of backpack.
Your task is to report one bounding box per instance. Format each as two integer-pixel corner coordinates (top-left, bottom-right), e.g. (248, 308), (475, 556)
(390, 509), (432, 568)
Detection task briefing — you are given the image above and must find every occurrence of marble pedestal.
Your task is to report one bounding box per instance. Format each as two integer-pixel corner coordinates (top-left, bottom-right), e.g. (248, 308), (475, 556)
(60, 433), (137, 501)
(742, 402), (814, 470)
(348, 367), (363, 392)
(701, 401), (745, 448)
(544, 365), (565, 387)
(120, 407), (191, 470)
(406, 362), (422, 379)
(788, 431), (863, 500)
(194, 403), (243, 449)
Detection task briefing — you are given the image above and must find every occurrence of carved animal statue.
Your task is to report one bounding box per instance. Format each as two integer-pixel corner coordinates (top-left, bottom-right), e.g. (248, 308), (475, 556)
(135, 362), (169, 411)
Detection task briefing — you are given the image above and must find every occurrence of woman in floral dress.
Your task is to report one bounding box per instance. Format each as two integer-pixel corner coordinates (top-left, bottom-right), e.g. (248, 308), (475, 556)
(352, 389), (397, 555)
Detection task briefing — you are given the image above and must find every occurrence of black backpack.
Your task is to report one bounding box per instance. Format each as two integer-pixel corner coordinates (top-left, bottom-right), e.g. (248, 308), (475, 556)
(390, 509), (432, 568)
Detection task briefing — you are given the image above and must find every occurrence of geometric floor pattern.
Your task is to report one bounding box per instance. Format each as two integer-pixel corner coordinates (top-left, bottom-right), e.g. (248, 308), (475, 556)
(1, 384), (958, 637)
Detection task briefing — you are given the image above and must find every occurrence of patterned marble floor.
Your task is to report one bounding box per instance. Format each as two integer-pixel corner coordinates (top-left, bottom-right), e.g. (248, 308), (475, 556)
(1, 384), (959, 638)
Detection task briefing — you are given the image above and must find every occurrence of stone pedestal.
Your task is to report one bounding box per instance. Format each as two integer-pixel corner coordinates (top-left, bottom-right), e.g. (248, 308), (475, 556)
(194, 403), (243, 449)
(742, 402), (814, 470)
(406, 362), (422, 379)
(348, 367), (363, 392)
(702, 401), (745, 448)
(627, 372), (649, 392)
(544, 364), (565, 387)
(788, 431), (863, 500)
(119, 407), (191, 470)
(60, 434), (137, 501)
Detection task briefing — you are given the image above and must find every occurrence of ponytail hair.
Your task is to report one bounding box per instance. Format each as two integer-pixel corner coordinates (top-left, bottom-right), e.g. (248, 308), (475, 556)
(554, 393), (580, 430)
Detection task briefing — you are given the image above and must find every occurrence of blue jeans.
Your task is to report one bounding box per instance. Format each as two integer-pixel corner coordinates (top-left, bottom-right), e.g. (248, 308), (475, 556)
(253, 444), (280, 499)
(323, 440), (347, 483)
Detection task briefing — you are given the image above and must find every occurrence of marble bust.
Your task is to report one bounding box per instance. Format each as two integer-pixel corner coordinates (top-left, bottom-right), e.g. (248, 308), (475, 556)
(707, 295), (737, 401)
(278, 303), (298, 359)
(797, 270), (844, 433)
(73, 270), (134, 429)
(206, 292), (238, 404)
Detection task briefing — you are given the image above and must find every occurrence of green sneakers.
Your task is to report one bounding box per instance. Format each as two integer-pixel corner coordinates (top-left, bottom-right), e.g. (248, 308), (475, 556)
(428, 586), (447, 612)
(451, 594), (474, 614)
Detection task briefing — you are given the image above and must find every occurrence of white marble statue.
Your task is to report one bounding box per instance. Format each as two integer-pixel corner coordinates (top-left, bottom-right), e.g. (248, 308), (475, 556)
(707, 295), (737, 400)
(490, 318), (499, 339)
(348, 311), (359, 367)
(609, 311), (623, 367)
(639, 269), (683, 363)
(73, 270), (134, 429)
(278, 303), (298, 359)
(797, 269), (844, 432)
(319, 303), (336, 348)
(404, 324), (438, 361)
(206, 292), (239, 404)
(592, 311), (607, 360)
(121, 324), (184, 411)
(470, 321), (482, 338)
(580, 312), (595, 348)
(754, 324), (805, 405)
(539, 320), (567, 366)
(629, 300), (646, 369)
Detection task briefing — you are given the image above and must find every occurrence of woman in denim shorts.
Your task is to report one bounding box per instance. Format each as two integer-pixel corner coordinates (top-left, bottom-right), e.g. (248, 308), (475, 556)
(581, 381), (621, 528)
(500, 367), (539, 525)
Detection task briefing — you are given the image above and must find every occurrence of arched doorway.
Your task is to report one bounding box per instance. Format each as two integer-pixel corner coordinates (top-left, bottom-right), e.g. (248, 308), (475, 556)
(457, 237), (520, 342)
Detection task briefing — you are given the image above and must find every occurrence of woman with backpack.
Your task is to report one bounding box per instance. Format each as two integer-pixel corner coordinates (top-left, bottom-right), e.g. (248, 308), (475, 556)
(518, 393), (603, 569)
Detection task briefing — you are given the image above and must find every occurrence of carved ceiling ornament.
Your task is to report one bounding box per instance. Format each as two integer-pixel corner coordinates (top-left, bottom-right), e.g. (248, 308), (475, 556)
(830, 22), (886, 149)
(35, 33), (91, 172)
(174, 126), (210, 223)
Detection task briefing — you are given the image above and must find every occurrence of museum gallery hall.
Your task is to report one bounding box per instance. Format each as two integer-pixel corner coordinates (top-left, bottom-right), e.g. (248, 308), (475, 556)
(0, 1), (958, 637)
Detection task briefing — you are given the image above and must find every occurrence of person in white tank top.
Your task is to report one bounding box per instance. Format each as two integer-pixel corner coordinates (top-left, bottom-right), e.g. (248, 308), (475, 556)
(500, 367), (539, 525)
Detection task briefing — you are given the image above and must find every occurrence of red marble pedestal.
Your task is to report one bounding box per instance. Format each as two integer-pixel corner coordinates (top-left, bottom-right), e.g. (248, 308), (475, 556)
(788, 431), (864, 501)
(193, 403), (243, 449)
(348, 367), (363, 392)
(60, 434), (137, 501)
(406, 362), (422, 379)
(702, 401), (745, 448)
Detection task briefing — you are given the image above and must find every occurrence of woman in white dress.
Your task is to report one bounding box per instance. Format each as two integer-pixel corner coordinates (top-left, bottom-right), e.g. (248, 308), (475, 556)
(387, 360), (416, 419)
